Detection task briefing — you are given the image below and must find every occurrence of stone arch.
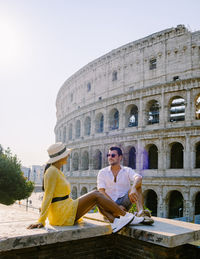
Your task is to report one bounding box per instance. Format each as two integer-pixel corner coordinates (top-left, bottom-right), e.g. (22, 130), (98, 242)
(81, 150), (89, 170)
(93, 149), (102, 170)
(75, 120), (81, 138)
(148, 144), (158, 169)
(146, 100), (159, 125)
(169, 96), (185, 122)
(170, 142), (184, 168)
(95, 112), (104, 133)
(195, 141), (200, 168)
(71, 186), (78, 199)
(128, 146), (136, 169)
(84, 116), (91, 136)
(168, 190), (183, 218)
(143, 189), (158, 216)
(109, 108), (119, 130)
(125, 104), (138, 127)
(195, 192), (200, 215)
(68, 124), (73, 140)
(195, 93), (200, 120)
(72, 152), (79, 171)
(81, 186), (88, 195)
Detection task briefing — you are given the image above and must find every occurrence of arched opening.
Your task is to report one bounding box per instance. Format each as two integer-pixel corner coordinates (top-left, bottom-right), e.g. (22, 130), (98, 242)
(170, 142), (184, 168)
(195, 94), (200, 120)
(128, 147), (136, 169)
(81, 187), (88, 196)
(68, 124), (72, 140)
(95, 113), (104, 133)
(169, 97), (185, 122)
(109, 108), (119, 130)
(148, 145), (158, 169)
(82, 151), (89, 170)
(93, 150), (102, 170)
(63, 126), (66, 142)
(147, 100), (159, 124)
(195, 142), (200, 168)
(112, 70), (117, 81)
(75, 120), (81, 138)
(71, 186), (77, 199)
(144, 190), (157, 216)
(84, 116), (91, 136)
(72, 152), (79, 171)
(195, 192), (200, 215)
(127, 105), (138, 127)
(168, 190), (183, 218)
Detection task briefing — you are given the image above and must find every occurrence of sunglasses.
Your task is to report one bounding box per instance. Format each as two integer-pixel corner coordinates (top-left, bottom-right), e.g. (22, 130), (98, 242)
(107, 154), (117, 158)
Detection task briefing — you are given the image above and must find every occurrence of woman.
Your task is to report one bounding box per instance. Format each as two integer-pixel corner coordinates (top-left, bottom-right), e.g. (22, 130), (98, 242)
(27, 142), (135, 233)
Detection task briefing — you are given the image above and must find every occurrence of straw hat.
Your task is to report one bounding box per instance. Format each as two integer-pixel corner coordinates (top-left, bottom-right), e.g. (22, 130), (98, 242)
(47, 142), (72, 164)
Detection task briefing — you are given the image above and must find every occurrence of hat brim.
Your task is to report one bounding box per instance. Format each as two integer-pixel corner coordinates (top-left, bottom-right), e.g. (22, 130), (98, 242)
(47, 148), (72, 164)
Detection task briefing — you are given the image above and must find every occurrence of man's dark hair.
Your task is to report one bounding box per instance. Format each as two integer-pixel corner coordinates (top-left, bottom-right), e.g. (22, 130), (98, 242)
(109, 147), (123, 156)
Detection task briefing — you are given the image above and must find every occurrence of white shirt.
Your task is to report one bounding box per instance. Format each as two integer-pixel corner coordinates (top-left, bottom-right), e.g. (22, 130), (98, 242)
(97, 166), (140, 202)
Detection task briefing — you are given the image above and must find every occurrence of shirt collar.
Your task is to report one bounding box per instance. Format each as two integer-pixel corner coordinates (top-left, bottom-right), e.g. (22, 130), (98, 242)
(108, 165), (124, 172)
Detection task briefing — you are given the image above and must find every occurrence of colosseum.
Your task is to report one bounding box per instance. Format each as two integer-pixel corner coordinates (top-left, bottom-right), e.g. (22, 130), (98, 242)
(55, 25), (200, 220)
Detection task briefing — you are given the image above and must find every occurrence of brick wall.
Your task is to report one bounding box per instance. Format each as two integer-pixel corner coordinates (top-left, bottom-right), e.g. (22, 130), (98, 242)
(0, 235), (199, 259)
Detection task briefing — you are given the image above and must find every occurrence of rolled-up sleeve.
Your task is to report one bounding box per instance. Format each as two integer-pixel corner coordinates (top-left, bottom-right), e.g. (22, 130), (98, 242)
(37, 168), (57, 226)
(128, 168), (141, 182)
(97, 170), (106, 189)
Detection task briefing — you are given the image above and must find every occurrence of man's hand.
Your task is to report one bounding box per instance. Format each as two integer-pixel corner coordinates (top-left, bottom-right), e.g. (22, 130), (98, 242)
(119, 205), (127, 211)
(27, 223), (44, 229)
(128, 187), (138, 203)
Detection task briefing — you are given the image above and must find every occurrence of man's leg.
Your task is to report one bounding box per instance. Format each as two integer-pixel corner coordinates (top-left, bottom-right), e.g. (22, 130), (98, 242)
(115, 193), (144, 225)
(133, 186), (154, 225)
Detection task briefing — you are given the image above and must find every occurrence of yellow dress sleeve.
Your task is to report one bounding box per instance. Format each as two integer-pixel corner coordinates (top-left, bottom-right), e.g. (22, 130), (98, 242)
(37, 167), (57, 226)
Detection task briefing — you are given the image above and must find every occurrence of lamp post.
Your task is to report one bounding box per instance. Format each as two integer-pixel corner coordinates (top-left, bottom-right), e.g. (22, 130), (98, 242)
(26, 168), (31, 211)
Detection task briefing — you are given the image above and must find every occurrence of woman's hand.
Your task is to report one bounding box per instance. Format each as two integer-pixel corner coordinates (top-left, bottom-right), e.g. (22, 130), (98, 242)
(27, 223), (44, 229)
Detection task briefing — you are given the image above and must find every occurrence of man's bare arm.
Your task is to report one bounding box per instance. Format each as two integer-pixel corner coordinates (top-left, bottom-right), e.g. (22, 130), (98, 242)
(129, 175), (142, 203)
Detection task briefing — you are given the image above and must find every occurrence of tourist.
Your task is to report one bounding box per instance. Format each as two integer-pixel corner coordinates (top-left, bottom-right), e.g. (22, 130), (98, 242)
(27, 142), (138, 233)
(97, 146), (154, 225)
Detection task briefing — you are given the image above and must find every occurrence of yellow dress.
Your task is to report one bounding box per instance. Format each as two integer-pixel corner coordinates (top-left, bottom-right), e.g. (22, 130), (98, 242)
(37, 165), (79, 226)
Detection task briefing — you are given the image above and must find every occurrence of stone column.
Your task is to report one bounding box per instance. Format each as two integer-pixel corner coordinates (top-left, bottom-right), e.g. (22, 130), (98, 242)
(89, 145), (93, 170)
(185, 89), (191, 125)
(138, 97), (144, 129)
(90, 110), (95, 136)
(157, 187), (164, 217)
(159, 90), (164, 127)
(136, 139), (143, 172)
(104, 107), (109, 133)
(184, 134), (191, 170)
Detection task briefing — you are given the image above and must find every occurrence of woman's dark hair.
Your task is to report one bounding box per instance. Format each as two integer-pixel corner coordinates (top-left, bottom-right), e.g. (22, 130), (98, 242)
(42, 163), (51, 191)
(109, 146), (123, 156)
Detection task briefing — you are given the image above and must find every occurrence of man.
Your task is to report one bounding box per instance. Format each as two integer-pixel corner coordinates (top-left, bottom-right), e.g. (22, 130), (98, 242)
(97, 146), (154, 225)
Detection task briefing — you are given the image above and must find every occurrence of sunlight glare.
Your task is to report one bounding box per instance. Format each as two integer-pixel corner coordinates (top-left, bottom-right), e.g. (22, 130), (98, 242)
(0, 21), (21, 66)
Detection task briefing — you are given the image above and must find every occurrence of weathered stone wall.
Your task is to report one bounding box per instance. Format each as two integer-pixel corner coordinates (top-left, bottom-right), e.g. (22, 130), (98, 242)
(55, 25), (200, 219)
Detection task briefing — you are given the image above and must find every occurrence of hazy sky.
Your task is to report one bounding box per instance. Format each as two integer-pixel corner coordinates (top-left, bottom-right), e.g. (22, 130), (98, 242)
(0, 0), (200, 167)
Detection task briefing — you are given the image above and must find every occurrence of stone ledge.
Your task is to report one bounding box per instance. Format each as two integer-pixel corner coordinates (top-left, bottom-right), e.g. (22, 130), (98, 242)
(83, 213), (200, 248)
(0, 205), (110, 252)
(1, 204), (200, 253)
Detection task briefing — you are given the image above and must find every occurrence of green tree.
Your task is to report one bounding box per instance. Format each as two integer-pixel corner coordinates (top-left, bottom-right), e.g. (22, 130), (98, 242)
(0, 145), (34, 205)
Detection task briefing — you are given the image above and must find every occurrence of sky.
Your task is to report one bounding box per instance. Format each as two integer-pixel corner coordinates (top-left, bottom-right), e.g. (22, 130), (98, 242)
(0, 0), (200, 167)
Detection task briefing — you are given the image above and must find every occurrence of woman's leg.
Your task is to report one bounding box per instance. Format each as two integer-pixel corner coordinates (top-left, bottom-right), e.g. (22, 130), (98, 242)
(75, 190), (125, 222)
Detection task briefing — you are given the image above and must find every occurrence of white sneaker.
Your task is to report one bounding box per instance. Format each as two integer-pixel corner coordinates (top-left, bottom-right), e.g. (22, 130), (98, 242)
(111, 212), (134, 233)
(129, 215), (144, 225)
